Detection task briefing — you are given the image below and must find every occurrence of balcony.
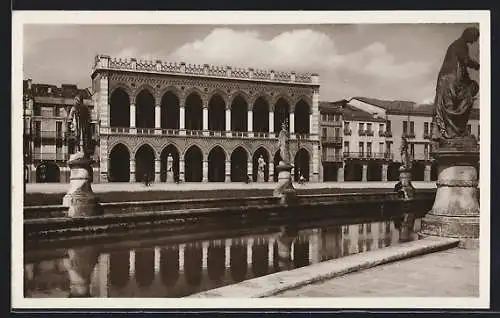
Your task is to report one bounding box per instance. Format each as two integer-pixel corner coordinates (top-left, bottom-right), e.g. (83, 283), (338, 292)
(365, 130), (374, 137)
(358, 129), (366, 136)
(343, 129), (352, 136)
(378, 130), (385, 137)
(343, 152), (393, 160)
(423, 132), (431, 139)
(32, 152), (68, 161)
(403, 132), (416, 139)
(321, 136), (342, 144)
(322, 154), (343, 162)
(295, 133), (310, 140)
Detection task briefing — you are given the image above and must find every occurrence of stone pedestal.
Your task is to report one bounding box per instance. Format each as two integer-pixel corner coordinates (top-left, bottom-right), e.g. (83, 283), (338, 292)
(273, 162), (297, 204)
(63, 247), (100, 297)
(166, 170), (174, 183)
(257, 170), (265, 183)
(420, 138), (480, 248)
(62, 153), (101, 217)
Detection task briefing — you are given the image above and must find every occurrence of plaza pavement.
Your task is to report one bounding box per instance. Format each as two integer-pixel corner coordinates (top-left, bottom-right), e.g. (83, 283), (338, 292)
(274, 247), (479, 298)
(25, 181), (437, 194)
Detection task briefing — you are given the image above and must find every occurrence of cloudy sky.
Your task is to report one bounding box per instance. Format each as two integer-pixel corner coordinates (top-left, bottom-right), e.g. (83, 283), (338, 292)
(23, 23), (479, 104)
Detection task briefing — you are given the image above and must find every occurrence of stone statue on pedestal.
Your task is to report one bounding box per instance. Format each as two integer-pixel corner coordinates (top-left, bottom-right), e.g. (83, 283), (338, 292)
(273, 120), (296, 203)
(166, 153), (174, 182)
(62, 93), (101, 217)
(257, 155), (266, 182)
(421, 27), (480, 248)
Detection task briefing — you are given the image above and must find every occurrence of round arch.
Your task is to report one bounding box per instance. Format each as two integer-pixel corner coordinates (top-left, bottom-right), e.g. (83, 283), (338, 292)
(135, 144), (155, 183)
(160, 90), (180, 130)
(231, 146), (249, 182)
(35, 162), (60, 183)
(294, 99), (310, 134)
(108, 143), (130, 182)
(208, 94), (226, 132)
(274, 97), (290, 133)
(231, 95), (248, 133)
(185, 92), (203, 131)
(208, 146), (226, 182)
(110, 87), (130, 128)
(135, 89), (155, 128)
(252, 147), (270, 182)
(253, 96), (270, 134)
(184, 145), (203, 182)
(230, 92), (250, 106)
(294, 148), (310, 181)
(160, 144), (180, 182)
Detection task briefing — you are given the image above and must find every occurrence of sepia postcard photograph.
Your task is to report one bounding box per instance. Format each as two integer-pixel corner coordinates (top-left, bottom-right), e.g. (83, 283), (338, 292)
(11, 10), (491, 310)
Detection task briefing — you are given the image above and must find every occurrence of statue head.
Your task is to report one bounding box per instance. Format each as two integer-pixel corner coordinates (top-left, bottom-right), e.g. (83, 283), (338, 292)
(461, 27), (479, 44)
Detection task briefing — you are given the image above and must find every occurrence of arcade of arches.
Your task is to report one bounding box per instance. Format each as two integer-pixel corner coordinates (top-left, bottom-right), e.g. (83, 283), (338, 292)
(108, 88), (312, 136)
(107, 143), (312, 183)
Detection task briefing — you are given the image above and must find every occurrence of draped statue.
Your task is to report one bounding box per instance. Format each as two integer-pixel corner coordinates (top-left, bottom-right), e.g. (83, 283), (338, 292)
(400, 135), (412, 171)
(277, 119), (291, 165)
(432, 27), (479, 144)
(68, 94), (92, 158)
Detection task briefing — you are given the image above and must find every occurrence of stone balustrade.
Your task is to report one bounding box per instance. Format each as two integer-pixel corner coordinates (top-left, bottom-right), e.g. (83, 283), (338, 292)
(93, 55), (318, 85)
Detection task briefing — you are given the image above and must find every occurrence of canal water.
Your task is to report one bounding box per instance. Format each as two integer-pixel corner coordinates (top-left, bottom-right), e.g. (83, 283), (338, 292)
(24, 218), (421, 298)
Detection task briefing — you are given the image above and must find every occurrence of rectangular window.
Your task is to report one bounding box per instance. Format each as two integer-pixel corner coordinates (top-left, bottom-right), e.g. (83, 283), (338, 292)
(344, 121), (350, 129)
(467, 124), (472, 134)
(344, 141), (350, 153)
(424, 122), (429, 135)
(367, 123), (372, 132)
(379, 142), (384, 154)
(367, 142), (372, 157)
(424, 144), (429, 160)
(410, 143), (415, 158)
(358, 123), (364, 131)
(334, 127), (340, 137)
(359, 142), (364, 156)
(386, 120), (392, 132)
(34, 104), (41, 116)
(379, 123), (384, 132)
(410, 121), (415, 135)
(328, 114), (334, 121)
(430, 122), (434, 134)
(321, 114), (327, 121)
(322, 127), (327, 137)
(386, 141), (392, 153)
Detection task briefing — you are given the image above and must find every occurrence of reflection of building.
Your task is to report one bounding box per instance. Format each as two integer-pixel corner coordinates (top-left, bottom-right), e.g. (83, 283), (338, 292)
(92, 55), (320, 183)
(22, 80), (99, 183)
(318, 97), (480, 182)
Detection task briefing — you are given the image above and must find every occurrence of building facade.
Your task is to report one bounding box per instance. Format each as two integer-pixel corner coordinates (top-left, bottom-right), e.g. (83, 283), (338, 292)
(22, 80), (99, 183)
(91, 55), (321, 184)
(318, 101), (343, 181)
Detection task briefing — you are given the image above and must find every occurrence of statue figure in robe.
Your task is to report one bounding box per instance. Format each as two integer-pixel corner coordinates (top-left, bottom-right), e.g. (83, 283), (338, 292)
(68, 94), (92, 158)
(432, 27), (479, 144)
(277, 119), (291, 165)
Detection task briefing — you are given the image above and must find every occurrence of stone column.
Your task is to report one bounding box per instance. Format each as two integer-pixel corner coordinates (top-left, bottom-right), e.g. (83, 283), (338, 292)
(225, 160), (231, 182)
(311, 86), (320, 137)
(155, 102), (161, 130)
(202, 103), (208, 132)
(337, 163), (345, 182)
(179, 159), (185, 182)
(382, 163), (388, 182)
(269, 111), (274, 136)
(179, 101), (185, 135)
(268, 162), (274, 182)
(420, 139), (479, 248)
(225, 107), (231, 136)
(99, 139), (108, 183)
(129, 159), (135, 182)
(289, 113), (295, 136)
(424, 164), (431, 182)
(130, 103), (136, 128)
(362, 163), (368, 182)
(202, 160), (208, 182)
(247, 110), (253, 137)
(312, 144), (320, 182)
(96, 70), (109, 127)
(155, 159), (161, 182)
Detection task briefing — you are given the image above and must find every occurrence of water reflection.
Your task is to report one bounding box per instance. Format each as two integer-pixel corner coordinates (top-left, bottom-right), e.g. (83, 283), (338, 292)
(24, 219), (403, 298)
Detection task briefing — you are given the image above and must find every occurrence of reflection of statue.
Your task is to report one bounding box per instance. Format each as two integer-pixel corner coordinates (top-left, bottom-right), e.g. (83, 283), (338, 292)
(63, 247), (99, 297)
(432, 27), (479, 144)
(275, 225), (298, 270)
(68, 94), (92, 158)
(278, 120), (291, 165)
(257, 155), (266, 182)
(400, 136), (412, 171)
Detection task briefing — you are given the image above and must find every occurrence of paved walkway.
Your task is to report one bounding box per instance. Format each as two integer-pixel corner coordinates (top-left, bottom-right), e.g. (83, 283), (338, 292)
(25, 181), (437, 194)
(274, 247), (479, 297)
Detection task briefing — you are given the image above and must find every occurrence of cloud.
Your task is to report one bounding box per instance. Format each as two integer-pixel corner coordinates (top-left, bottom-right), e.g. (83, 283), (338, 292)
(168, 28), (432, 82)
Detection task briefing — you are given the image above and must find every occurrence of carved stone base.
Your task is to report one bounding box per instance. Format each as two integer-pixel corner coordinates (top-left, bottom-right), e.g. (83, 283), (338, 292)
(62, 153), (101, 218)
(166, 170), (174, 183)
(273, 162), (297, 204)
(420, 142), (479, 248)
